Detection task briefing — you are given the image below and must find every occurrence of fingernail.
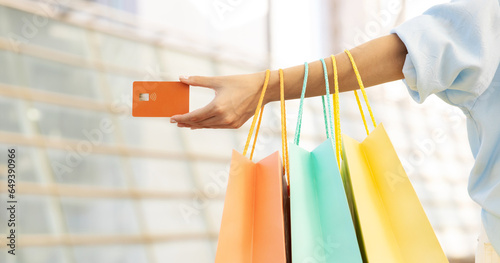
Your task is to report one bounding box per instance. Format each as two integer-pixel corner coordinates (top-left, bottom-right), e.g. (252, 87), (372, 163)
(179, 75), (190, 80)
(170, 119), (177, 123)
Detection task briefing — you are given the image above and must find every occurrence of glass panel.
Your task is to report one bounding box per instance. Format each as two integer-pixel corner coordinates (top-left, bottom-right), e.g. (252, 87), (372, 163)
(3, 7), (90, 57)
(23, 55), (101, 99)
(210, 240), (218, 256)
(15, 246), (69, 263)
(95, 33), (158, 69)
(215, 61), (254, 75)
(0, 194), (6, 232)
(138, 0), (210, 41)
(61, 198), (140, 234)
(131, 158), (193, 192)
(47, 149), (126, 188)
(181, 128), (236, 159)
(73, 245), (148, 263)
(119, 117), (184, 152)
(140, 200), (206, 234)
(153, 240), (214, 263)
(0, 97), (25, 133)
(205, 200), (224, 232)
(12, 195), (60, 235)
(0, 6), (6, 35)
(105, 73), (135, 115)
(0, 50), (26, 86)
(33, 102), (115, 143)
(192, 161), (229, 194)
(0, 145), (45, 183)
(161, 50), (215, 77)
(217, 19), (268, 63)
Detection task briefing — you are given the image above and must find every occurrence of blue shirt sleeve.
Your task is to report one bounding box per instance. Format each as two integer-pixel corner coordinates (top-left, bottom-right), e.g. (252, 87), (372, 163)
(391, 0), (500, 107)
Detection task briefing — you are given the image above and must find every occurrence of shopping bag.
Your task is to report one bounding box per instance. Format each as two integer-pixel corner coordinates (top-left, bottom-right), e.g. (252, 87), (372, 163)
(215, 69), (291, 263)
(289, 58), (362, 262)
(340, 50), (449, 263)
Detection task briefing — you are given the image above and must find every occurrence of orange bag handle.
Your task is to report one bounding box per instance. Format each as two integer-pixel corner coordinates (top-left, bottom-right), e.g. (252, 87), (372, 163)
(242, 69), (290, 186)
(243, 70), (270, 160)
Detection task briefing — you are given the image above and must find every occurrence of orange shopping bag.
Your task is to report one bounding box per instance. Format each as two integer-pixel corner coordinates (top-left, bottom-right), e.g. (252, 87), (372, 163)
(215, 70), (291, 263)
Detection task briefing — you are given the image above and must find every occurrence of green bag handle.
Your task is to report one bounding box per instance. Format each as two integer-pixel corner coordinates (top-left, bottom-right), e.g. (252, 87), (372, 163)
(294, 59), (335, 145)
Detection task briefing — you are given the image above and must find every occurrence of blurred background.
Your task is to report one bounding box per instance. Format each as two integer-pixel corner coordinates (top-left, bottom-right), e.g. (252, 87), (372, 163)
(0, 0), (479, 262)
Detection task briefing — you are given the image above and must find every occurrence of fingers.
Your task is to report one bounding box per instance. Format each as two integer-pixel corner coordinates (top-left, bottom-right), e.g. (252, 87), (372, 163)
(171, 75), (220, 125)
(179, 75), (218, 89)
(179, 123), (239, 130)
(173, 74), (257, 129)
(171, 103), (217, 125)
(193, 115), (241, 129)
(175, 114), (243, 130)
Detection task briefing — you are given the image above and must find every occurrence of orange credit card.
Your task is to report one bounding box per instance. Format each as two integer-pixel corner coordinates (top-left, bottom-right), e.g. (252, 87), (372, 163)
(132, 81), (189, 117)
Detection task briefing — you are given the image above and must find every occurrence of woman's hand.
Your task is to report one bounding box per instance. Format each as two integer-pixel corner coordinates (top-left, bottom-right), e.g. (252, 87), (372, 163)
(170, 34), (408, 130)
(171, 72), (268, 129)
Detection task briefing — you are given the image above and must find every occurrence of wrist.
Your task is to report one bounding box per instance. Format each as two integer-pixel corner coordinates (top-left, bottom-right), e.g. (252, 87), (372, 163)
(262, 69), (281, 104)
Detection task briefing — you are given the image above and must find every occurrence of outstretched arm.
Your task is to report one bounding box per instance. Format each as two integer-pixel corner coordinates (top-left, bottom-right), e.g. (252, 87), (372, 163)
(171, 33), (407, 129)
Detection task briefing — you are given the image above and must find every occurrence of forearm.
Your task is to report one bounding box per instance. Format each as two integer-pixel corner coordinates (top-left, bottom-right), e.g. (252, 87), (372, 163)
(172, 33), (408, 129)
(263, 33), (408, 103)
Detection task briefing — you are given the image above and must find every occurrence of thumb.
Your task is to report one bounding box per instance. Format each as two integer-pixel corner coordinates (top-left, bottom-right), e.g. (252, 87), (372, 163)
(179, 75), (217, 89)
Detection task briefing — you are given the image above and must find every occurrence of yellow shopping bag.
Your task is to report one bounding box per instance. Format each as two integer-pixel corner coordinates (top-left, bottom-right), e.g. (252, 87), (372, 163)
(340, 50), (449, 263)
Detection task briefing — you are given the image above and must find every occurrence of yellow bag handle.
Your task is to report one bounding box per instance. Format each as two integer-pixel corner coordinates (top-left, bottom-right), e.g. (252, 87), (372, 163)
(242, 69), (290, 186)
(331, 55), (342, 166)
(280, 69), (290, 186)
(344, 50), (377, 135)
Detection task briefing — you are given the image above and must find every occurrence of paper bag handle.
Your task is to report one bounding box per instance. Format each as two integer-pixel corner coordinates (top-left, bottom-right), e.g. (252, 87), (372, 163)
(330, 55), (342, 166)
(344, 49), (377, 135)
(294, 60), (336, 143)
(294, 57), (342, 167)
(242, 69), (290, 186)
(279, 69), (290, 186)
(293, 62), (309, 145)
(243, 70), (270, 160)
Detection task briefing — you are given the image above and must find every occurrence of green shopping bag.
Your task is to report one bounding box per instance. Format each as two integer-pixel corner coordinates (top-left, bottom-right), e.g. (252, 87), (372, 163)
(289, 58), (362, 262)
